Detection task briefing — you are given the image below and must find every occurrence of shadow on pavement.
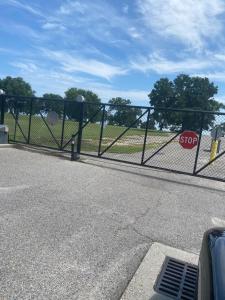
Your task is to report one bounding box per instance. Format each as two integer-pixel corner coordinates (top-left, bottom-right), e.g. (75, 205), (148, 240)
(83, 158), (225, 194)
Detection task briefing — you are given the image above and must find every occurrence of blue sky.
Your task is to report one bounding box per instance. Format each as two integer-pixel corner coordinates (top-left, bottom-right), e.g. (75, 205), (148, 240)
(1, 0), (225, 105)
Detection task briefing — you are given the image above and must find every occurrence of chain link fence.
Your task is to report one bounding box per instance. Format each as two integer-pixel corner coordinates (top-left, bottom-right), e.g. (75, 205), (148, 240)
(1, 95), (225, 181)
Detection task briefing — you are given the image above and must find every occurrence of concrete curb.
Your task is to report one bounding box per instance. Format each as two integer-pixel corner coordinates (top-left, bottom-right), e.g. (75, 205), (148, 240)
(0, 144), (15, 148)
(120, 243), (199, 300)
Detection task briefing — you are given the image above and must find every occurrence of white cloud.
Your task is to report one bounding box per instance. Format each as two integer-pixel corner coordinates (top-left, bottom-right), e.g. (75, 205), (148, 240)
(137, 0), (225, 50)
(9, 61), (100, 95)
(41, 49), (127, 80)
(128, 27), (142, 39)
(58, 1), (86, 15)
(94, 88), (148, 103)
(57, 0), (138, 43)
(11, 61), (38, 73)
(214, 54), (225, 61)
(6, 0), (45, 17)
(8, 60), (148, 103)
(193, 72), (225, 82)
(131, 53), (212, 74)
(42, 22), (66, 31)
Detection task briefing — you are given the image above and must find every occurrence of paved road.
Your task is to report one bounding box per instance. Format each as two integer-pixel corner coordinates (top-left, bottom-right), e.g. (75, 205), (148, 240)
(1, 147), (225, 299)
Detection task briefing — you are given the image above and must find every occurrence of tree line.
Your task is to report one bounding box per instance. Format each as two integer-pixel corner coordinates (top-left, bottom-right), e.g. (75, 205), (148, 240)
(0, 75), (224, 131)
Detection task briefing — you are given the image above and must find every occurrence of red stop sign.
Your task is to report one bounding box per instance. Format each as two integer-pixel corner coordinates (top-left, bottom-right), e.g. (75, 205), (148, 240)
(179, 131), (199, 149)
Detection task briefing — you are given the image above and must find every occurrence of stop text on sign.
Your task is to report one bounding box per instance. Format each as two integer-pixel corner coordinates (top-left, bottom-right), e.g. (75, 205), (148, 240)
(179, 131), (199, 149)
(180, 136), (198, 144)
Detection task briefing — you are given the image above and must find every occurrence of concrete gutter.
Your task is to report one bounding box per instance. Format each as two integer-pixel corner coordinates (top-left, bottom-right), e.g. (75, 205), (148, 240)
(120, 242), (199, 300)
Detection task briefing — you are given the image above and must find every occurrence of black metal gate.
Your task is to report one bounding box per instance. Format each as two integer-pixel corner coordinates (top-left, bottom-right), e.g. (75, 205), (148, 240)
(1, 94), (225, 182)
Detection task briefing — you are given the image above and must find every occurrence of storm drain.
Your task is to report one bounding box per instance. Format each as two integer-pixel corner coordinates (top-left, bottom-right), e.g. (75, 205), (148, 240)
(154, 256), (198, 300)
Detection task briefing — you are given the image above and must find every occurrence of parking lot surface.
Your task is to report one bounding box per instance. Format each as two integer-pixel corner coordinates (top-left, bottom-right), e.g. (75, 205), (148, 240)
(1, 147), (225, 299)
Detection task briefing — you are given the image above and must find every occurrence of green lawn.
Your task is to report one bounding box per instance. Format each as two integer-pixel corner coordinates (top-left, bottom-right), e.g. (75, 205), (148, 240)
(5, 113), (169, 154)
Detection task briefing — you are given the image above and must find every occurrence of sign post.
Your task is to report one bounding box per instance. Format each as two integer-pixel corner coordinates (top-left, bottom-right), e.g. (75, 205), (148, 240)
(210, 126), (224, 161)
(179, 131), (199, 149)
(210, 140), (218, 162)
(211, 126), (223, 141)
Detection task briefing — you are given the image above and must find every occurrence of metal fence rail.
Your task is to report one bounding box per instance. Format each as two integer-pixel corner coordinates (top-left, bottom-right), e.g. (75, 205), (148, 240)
(1, 94), (225, 182)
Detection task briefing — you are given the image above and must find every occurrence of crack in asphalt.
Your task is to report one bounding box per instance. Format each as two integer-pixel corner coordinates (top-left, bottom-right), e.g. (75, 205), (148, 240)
(114, 205), (154, 241)
(114, 192), (166, 242)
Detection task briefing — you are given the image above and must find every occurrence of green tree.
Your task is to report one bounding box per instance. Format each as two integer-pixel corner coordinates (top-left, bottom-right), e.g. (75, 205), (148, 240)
(149, 78), (175, 130)
(43, 93), (63, 100)
(140, 118), (156, 130)
(149, 74), (222, 131)
(31, 93), (64, 116)
(108, 97), (142, 127)
(64, 88), (101, 121)
(40, 93), (64, 117)
(0, 76), (35, 114)
(0, 76), (35, 96)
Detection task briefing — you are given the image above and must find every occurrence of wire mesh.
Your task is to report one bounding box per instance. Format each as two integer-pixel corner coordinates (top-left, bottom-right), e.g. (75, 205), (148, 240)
(29, 98), (64, 149)
(143, 110), (201, 173)
(4, 96), (30, 143)
(99, 105), (148, 163)
(80, 102), (103, 155)
(196, 113), (225, 180)
(62, 101), (81, 151)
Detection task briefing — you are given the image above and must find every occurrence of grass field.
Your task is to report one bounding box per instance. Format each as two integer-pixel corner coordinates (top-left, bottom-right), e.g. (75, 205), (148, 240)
(5, 113), (169, 154)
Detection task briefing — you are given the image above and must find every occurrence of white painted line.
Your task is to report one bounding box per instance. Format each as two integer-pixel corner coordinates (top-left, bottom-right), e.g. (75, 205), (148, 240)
(0, 185), (29, 193)
(120, 242), (199, 300)
(211, 217), (225, 226)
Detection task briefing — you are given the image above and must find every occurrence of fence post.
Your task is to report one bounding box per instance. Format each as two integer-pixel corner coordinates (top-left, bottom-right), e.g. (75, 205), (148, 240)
(60, 101), (66, 150)
(27, 98), (33, 144)
(98, 104), (105, 156)
(141, 108), (151, 164)
(0, 94), (5, 124)
(71, 134), (75, 161)
(193, 112), (205, 175)
(13, 99), (18, 142)
(76, 101), (84, 157)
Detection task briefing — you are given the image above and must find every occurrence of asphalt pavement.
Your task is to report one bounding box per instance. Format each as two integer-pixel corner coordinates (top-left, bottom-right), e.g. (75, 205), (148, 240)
(1, 147), (225, 299)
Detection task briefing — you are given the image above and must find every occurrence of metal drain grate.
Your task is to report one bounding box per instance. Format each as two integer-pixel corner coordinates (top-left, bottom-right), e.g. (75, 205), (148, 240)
(154, 256), (198, 300)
